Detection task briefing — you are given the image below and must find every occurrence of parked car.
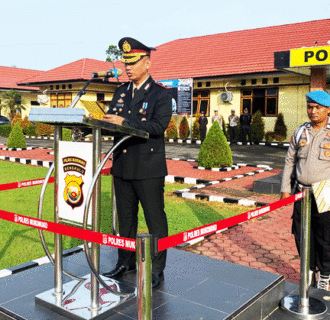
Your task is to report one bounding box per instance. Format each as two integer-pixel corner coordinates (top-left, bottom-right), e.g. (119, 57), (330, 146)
(0, 116), (10, 125)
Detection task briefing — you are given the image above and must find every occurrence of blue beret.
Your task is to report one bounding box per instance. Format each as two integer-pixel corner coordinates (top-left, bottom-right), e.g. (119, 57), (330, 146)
(306, 90), (330, 107)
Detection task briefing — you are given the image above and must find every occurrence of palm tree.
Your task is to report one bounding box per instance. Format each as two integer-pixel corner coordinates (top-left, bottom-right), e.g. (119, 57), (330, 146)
(0, 90), (26, 121)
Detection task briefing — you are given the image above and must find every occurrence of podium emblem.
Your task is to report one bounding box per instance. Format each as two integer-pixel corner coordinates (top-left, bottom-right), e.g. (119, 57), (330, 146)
(63, 174), (84, 209)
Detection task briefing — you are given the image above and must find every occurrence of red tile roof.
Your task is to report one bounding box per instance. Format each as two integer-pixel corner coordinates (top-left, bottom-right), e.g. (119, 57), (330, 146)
(18, 58), (128, 85)
(0, 66), (43, 91)
(149, 18), (330, 80)
(18, 18), (330, 86)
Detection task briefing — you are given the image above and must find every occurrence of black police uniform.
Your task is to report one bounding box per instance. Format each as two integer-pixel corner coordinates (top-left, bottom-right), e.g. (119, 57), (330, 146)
(109, 75), (172, 272)
(199, 115), (208, 142)
(240, 112), (252, 144)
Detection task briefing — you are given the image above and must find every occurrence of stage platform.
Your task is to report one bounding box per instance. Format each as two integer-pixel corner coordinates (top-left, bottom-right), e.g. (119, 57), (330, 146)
(253, 173), (282, 195)
(0, 246), (327, 320)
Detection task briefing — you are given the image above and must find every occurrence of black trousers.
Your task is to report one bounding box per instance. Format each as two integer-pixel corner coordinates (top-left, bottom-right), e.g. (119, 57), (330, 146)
(292, 192), (330, 275)
(200, 129), (206, 142)
(229, 126), (238, 145)
(113, 176), (168, 273)
(242, 125), (252, 144)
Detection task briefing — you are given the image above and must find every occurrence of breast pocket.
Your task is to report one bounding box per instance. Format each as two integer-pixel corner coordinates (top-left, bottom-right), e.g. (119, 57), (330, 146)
(319, 143), (330, 161)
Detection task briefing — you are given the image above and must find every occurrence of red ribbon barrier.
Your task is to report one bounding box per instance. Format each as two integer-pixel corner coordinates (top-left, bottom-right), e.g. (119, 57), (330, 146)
(0, 210), (136, 251)
(0, 191), (304, 253)
(158, 191), (305, 251)
(0, 177), (55, 191)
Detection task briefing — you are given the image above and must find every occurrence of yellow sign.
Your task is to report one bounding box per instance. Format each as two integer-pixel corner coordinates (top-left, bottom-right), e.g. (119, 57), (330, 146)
(290, 46), (330, 67)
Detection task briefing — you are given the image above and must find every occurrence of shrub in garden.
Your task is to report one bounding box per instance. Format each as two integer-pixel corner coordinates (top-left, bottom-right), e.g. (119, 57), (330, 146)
(62, 128), (72, 141)
(35, 122), (54, 136)
(21, 116), (33, 134)
(265, 131), (275, 143)
(11, 112), (22, 128)
(7, 123), (26, 148)
(179, 116), (190, 139)
(251, 110), (265, 143)
(274, 113), (287, 142)
(0, 124), (11, 137)
(25, 125), (36, 137)
(197, 121), (233, 168)
(192, 115), (200, 140)
(165, 117), (178, 140)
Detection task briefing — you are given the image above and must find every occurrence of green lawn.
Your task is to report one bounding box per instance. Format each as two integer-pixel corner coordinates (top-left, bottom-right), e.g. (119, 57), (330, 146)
(0, 160), (249, 269)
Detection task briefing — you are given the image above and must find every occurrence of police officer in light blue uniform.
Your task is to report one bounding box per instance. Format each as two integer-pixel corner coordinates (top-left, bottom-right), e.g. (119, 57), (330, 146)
(101, 37), (172, 288)
(281, 90), (330, 290)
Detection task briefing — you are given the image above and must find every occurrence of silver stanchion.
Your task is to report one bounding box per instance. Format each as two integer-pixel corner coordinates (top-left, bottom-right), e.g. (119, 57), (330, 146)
(281, 187), (327, 319)
(111, 178), (118, 235)
(136, 234), (152, 320)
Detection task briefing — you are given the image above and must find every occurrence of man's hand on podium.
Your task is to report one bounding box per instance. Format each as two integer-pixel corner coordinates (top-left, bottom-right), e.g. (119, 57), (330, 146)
(101, 114), (124, 125)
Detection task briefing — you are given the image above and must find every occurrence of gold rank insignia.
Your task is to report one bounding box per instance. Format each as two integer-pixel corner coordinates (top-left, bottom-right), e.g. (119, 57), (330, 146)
(325, 151), (330, 157)
(324, 143), (330, 149)
(122, 41), (131, 53)
(299, 140), (306, 147)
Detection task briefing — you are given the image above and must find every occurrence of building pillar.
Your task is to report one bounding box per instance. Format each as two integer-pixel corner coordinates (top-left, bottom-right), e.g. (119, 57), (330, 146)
(310, 67), (327, 91)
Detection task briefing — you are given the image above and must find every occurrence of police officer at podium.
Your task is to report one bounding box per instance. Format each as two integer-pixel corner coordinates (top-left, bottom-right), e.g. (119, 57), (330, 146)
(101, 37), (172, 288)
(281, 90), (330, 291)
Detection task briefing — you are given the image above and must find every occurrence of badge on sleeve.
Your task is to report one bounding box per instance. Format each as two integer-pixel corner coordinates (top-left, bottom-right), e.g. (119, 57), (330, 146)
(142, 102), (148, 111)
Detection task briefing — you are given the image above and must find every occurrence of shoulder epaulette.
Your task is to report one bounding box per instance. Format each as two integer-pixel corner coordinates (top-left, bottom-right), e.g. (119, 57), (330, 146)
(155, 81), (169, 89)
(295, 122), (310, 145)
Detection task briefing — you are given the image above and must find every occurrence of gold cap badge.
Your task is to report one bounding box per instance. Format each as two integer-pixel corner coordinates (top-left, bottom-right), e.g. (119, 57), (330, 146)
(122, 41), (131, 53)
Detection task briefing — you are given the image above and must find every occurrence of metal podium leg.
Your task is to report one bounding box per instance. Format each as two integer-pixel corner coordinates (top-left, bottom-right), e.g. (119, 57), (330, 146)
(90, 127), (101, 311)
(137, 234), (152, 320)
(281, 188), (327, 319)
(53, 125), (64, 296)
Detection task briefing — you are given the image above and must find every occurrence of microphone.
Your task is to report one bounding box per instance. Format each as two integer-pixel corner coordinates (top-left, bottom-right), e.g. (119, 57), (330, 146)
(91, 68), (123, 78)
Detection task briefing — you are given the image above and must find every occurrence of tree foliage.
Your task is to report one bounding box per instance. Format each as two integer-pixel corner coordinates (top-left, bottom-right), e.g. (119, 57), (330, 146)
(165, 117), (178, 139)
(7, 123), (26, 148)
(274, 113), (287, 142)
(197, 121), (233, 168)
(0, 90), (26, 121)
(192, 115), (200, 140)
(179, 116), (190, 139)
(106, 45), (123, 62)
(251, 110), (265, 143)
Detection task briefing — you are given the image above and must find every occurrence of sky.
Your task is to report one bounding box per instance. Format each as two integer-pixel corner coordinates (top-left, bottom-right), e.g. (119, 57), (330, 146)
(1, 0), (330, 71)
